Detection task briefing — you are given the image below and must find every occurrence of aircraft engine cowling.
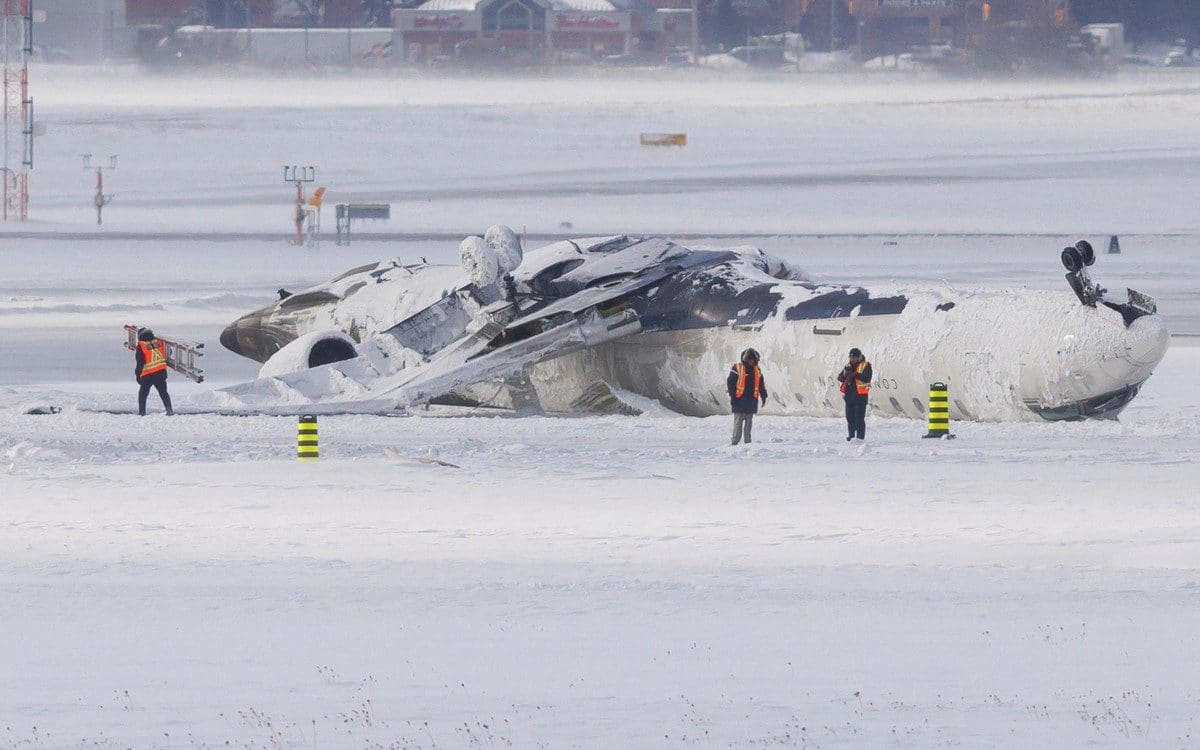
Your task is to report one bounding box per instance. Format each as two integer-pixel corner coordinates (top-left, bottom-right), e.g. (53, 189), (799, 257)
(460, 224), (524, 287)
(257, 330), (358, 378)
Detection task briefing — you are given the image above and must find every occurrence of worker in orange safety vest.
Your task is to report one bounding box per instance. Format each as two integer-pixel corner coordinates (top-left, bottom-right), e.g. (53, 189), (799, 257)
(135, 327), (174, 416)
(726, 347), (768, 445)
(837, 347), (872, 441)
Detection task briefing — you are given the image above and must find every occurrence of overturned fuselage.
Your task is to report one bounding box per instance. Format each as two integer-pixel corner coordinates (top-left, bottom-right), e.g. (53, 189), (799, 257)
(212, 232), (1168, 421)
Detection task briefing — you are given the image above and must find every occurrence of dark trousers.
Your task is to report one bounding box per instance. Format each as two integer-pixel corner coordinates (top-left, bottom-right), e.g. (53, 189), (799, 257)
(845, 399), (866, 439)
(138, 370), (173, 415)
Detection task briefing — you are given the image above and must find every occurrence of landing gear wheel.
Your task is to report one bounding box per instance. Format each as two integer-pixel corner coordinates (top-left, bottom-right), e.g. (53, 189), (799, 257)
(1061, 247), (1084, 273)
(1074, 240), (1095, 266)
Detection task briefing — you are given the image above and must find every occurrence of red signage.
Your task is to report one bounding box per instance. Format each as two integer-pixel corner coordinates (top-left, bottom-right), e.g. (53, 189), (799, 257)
(414, 14), (464, 28)
(555, 13), (621, 30)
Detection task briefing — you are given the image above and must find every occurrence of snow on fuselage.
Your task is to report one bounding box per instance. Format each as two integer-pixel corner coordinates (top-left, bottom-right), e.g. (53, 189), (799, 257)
(518, 265), (1168, 421)
(526, 289), (1168, 421)
(218, 238), (1169, 422)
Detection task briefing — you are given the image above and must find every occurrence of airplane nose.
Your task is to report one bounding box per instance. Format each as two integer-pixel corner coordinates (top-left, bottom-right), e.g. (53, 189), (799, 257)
(219, 314), (278, 363)
(219, 320), (243, 356)
(218, 312), (296, 363)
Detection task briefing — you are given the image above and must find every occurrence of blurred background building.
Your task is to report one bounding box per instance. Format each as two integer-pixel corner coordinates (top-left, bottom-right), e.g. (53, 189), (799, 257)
(24, 0), (1200, 65)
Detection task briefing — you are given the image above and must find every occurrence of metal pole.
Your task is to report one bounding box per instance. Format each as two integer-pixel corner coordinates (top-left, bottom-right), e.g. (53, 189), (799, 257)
(85, 153), (115, 226)
(828, 0), (834, 51)
(283, 165), (315, 246)
(19, 0), (28, 219)
(690, 0), (698, 63)
(294, 180), (304, 245)
(3, 2), (12, 220)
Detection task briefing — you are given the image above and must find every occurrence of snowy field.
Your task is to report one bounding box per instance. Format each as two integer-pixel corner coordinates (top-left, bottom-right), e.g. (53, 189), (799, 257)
(14, 65), (1200, 236)
(2, 67), (1200, 747)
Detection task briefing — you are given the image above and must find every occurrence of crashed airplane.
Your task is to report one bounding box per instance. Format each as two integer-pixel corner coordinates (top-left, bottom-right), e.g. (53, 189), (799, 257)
(205, 226), (1168, 422)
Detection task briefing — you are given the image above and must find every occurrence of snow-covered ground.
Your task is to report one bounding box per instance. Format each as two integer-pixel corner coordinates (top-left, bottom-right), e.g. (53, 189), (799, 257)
(14, 65), (1200, 236)
(3, 342), (1199, 748)
(2, 67), (1199, 747)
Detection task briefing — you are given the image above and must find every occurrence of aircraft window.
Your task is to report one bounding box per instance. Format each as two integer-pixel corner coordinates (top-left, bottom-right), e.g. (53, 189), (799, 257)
(330, 262), (379, 283)
(912, 398), (925, 413)
(889, 397), (905, 414)
(936, 302), (956, 312)
(793, 393), (804, 404)
(528, 259), (585, 295)
(279, 290), (339, 309)
(954, 399), (972, 419)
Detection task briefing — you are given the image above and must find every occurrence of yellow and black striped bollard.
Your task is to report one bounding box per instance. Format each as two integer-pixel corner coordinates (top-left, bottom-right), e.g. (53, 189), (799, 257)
(923, 382), (955, 439)
(297, 414), (319, 460)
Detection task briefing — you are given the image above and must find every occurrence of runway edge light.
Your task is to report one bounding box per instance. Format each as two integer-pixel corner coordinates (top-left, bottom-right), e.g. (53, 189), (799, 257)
(923, 383), (956, 440)
(297, 415), (319, 461)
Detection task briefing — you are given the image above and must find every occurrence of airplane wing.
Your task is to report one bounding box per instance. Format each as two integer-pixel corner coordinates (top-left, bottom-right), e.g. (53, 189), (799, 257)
(187, 271), (646, 416)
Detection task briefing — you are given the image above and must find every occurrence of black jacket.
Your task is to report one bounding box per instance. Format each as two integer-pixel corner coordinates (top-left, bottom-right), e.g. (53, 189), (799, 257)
(727, 364), (768, 414)
(837, 361), (872, 403)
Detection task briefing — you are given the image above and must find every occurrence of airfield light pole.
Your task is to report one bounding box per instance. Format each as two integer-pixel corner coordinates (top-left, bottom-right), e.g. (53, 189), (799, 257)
(284, 165), (316, 246)
(828, 0), (835, 51)
(690, 0), (698, 63)
(83, 154), (117, 225)
(2, 0), (34, 221)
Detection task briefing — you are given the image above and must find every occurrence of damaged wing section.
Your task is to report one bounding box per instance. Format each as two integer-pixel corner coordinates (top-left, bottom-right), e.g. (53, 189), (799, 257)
(193, 301), (639, 415)
(193, 229), (652, 414)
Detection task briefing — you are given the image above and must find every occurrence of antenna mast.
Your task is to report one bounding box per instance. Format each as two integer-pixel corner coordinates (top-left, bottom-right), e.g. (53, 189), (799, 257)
(2, 0), (32, 221)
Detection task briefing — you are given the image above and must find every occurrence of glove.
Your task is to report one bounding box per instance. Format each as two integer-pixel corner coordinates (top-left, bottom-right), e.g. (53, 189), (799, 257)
(135, 370), (142, 384)
(760, 395), (768, 405)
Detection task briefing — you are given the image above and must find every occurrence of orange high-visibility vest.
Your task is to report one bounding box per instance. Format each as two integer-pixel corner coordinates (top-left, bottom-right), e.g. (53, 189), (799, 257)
(839, 361), (870, 396)
(734, 363), (761, 400)
(139, 340), (168, 376)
